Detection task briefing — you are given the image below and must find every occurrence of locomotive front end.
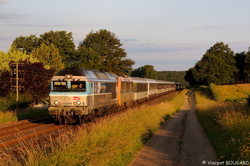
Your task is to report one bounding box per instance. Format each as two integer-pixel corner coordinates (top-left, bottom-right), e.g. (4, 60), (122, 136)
(49, 68), (91, 124)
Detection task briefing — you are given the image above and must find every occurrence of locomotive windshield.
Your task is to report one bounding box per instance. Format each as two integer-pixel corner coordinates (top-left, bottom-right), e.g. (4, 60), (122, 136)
(71, 81), (86, 91)
(52, 81), (86, 92)
(53, 81), (67, 90)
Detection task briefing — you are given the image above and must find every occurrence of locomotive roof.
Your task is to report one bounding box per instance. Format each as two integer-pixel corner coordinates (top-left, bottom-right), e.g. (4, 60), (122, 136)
(54, 67), (117, 82)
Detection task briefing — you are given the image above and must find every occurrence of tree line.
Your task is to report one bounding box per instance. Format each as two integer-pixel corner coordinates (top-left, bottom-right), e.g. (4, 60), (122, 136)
(185, 42), (250, 85)
(1, 29), (134, 75)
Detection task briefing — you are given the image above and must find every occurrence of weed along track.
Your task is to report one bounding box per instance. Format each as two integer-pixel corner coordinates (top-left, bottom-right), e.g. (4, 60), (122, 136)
(0, 91), (178, 161)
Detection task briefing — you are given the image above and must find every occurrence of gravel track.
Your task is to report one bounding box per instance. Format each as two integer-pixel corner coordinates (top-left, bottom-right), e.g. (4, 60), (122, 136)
(129, 91), (217, 166)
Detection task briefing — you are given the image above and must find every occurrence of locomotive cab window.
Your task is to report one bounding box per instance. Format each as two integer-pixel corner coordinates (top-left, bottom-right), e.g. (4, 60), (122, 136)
(71, 81), (86, 91)
(53, 81), (67, 90)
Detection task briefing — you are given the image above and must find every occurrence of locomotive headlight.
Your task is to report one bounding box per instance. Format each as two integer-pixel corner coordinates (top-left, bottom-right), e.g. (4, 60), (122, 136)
(76, 100), (81, 105)
(54, 100), (61, 105)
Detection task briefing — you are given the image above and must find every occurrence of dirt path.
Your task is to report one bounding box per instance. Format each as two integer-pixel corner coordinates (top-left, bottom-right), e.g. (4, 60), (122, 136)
(129, 91), (217, 166)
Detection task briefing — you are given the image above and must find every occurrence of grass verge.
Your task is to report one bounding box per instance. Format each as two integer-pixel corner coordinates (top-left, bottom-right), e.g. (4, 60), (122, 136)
(1, 90), (187, 166)
(195, 87), (250, 161)
(0, 108), (49, 125)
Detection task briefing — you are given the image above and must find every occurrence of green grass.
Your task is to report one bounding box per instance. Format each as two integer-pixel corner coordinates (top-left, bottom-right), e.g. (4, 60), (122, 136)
(195, 89), (250, 161)
(1, 90), (188, 166)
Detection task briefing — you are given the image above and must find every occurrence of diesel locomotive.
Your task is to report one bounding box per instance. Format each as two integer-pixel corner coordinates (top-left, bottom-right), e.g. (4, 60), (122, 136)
(48, 67), (181, 124)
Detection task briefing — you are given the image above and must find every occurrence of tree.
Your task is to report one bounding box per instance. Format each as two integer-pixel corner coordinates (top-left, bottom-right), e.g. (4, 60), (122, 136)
(31, 43), (64, 71)
(77, 29), (135, 75)
(0, 48), (38, 72)
(245, 51), (250, 83)
(23, 62), (54, 105)
(234, 52), (246, 83)
(11, 35), (40, 54)
(74, 46), (101, 70)
(184, 70), (195, 86)
(185, 42), (238, 85)
(40, 31), (76, 66)
(131, 65), (157, 79)
(0, 71), (11, 97)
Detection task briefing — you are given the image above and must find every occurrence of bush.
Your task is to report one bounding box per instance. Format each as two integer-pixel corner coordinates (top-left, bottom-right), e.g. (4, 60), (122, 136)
(0, 92), (31, 111)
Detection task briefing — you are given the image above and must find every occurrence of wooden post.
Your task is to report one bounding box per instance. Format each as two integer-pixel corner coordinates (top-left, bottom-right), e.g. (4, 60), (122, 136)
(16, 61), (19, 103)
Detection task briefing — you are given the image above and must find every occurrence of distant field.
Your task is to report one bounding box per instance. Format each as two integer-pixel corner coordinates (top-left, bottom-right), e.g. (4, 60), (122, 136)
(210, 83), (250, 103)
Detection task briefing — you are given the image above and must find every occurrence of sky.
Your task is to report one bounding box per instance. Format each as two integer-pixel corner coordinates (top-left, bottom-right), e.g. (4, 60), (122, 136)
(0, 0), (250, 71)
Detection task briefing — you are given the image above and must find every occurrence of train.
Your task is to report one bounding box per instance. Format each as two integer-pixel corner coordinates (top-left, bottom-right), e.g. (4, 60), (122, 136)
(48, 67), (181, 124)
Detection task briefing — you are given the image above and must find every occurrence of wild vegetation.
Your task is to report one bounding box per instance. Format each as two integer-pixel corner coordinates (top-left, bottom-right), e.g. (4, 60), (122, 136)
(0, 90), (187, 166)
(210, 83), (250, 103)
(195, 85), (250, 161)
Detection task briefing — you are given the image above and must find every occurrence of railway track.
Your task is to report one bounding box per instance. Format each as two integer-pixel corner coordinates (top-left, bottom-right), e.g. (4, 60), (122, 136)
(0, 91), (178, 159)
(0, 117), (72, 156)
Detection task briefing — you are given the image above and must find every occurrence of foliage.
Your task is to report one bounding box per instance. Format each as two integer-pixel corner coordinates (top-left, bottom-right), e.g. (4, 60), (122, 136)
(0, 60), (54, 107)
(131, 65), (157, 79)
(22, 61), (54, 105)
(0, 48), (38, 72)
(39, 30), (76, 66)
(245, 51), (250, 83)
(12, 31), (75, 67)
(0, 71), (11, 96)
(31, 43), (64, 71)
(10, 29), (135, 75)
(77, 29), (135, 75)
(234, 52), (247, 83)
(11, 35), (40, 54)
(184, 67), (197, 85)
(73, 46), (101, 70)
(185, 42), (238, 85)
(0, 92), (30, 111)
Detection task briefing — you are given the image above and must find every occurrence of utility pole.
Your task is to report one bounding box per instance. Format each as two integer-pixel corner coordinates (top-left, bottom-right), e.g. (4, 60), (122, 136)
(10, 61), (25, 109)
(16, 61), (19, 103)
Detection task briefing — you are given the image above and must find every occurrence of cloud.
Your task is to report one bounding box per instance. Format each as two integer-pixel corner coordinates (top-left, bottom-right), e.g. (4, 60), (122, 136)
(121, 38), (138, 43)
(126, 43), (197, 54)
(0, 12), (21, 22)
(196, 24), (250, 29)
(0, 0), (9, 5)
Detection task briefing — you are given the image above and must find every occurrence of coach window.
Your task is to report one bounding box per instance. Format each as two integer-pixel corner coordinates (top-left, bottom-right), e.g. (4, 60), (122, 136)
(150, 83), (157, 90)
(136, 83), (147, 92)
